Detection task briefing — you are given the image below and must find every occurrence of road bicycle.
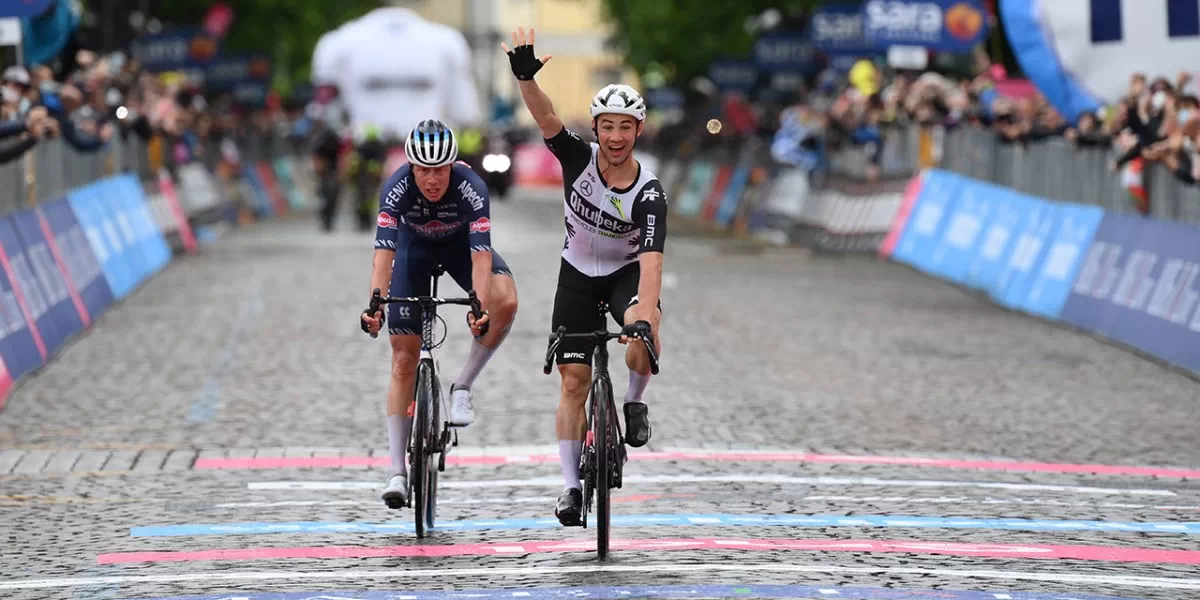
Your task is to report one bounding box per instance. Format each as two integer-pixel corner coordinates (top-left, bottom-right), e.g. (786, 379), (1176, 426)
(367, 263), (486, 538)
(543, 303), (659, 559)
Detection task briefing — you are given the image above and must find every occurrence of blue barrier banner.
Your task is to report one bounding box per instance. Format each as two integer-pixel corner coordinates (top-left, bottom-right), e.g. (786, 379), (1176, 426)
(10, 209), (87, 351)
(926, 179), (993, 285)
(708, 60), (758, 93)
(1018, 202), (1105, 319)
(716, 165), (751, 227)
(890, 169), (963, 274)
(0, 215), (66, 359)
(68, 181), (137, 300)
(103, 178), (152, 286)
(862, 0), (989, 52)
(116, 174), (172, 276)
(40, 197), (115, 322)
(0, 223), (46, 382)
(1061, 214), (1200, 373)
(676, 161), (717, 218)
(964, 187), (1027, 294)
(992, 196), (1059, 311)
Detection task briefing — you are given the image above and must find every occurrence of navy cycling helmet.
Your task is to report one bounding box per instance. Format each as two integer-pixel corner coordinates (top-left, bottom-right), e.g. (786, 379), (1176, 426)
(405, 119), (459, 168)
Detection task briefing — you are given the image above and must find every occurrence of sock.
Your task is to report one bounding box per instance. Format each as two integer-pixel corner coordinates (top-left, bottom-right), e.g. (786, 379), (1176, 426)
(454, 327), (510, 390)
(559, 440), (583, 490)
(387, 415), (413, 476)
(625, 370), (650, 404)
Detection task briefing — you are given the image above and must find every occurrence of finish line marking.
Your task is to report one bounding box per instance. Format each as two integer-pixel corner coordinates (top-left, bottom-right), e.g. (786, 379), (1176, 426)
(97, 537), (1200, 565)
(129, 513), (1200, 537)
(212, 494), (1200, 511)
(106, 583), (1139, 600)
(246, 474), (1180, 496)
(194, 449), (1200, 479)
(6, 564), (1200, 592)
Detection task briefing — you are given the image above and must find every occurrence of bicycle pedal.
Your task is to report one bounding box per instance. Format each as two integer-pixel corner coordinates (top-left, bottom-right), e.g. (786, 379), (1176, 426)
(384, 498), (405, 510)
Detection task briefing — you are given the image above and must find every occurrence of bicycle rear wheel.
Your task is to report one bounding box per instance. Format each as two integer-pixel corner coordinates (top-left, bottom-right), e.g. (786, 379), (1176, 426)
(593, 375), (613, 559)
(411, 360), (434, 539)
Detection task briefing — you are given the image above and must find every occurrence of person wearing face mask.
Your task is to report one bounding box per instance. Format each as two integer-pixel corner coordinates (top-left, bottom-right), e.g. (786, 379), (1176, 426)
(0, 105), (56, 164)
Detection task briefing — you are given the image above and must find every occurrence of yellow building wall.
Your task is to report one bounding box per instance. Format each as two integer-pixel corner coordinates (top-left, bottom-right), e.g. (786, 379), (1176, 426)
(402, 0), (641, 125)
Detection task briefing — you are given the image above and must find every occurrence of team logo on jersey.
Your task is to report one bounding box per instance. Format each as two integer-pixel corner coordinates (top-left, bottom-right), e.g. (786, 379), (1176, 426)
(608, 194), (627, 220)
(470, 217), (491, 234)
(640, 189), (662, 203)
(377, 212), (397, 228)
(411, 220), (459, 237)
(457, 180), (486, 211)
(580, 179), (594, 196)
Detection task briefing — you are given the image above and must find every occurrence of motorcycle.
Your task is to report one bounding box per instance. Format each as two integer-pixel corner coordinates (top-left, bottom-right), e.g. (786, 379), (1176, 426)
(478, 133), (514, 201)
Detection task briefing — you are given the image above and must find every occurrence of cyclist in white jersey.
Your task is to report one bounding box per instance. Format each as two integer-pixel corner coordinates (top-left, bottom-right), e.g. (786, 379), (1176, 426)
(502, 27), (668, 526)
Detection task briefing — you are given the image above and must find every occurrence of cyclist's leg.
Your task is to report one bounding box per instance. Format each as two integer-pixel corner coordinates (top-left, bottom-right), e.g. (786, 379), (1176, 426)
(441, 242), (519, 424)
(552, 260), (604, 523)
(383, 232), (433, 491)
(609, 262), (662, 448)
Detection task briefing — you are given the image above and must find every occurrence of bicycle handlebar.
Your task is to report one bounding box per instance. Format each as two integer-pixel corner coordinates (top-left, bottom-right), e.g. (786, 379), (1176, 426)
(542, 321), (660, 376)
(366, 287), (486, 339)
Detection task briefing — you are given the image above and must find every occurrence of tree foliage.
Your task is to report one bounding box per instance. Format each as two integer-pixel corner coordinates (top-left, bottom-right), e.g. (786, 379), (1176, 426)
(148, 0), (384, 93)
(597, 0), (830, 86)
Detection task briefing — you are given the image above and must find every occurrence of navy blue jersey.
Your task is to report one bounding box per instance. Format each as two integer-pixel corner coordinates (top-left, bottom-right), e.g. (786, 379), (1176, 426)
(374, 163), (492, 253)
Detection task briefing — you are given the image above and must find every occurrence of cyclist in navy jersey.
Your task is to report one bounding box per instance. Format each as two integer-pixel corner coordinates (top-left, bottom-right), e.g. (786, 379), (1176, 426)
(361, 119), (519, 508)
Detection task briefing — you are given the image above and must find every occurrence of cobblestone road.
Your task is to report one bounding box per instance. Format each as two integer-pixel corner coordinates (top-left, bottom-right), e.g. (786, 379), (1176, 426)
(0, 190), (1198, 600)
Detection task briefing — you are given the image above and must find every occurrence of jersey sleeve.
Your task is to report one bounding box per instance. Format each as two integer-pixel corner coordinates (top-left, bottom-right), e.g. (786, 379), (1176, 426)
(632, 180), (668, 255)
(543, 126), (593, 175)
(456, 166), (493, 253)
(374, 166), (413, 250)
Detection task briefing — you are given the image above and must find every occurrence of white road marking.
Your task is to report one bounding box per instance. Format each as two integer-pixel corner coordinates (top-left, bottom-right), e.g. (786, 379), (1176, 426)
(246, 474), (1179, 496)
(2, 564), (1200, 591)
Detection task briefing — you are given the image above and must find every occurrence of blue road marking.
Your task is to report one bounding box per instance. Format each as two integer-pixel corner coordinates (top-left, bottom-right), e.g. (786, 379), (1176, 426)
(132, 583), (1140, 600)
(131, 513), (1200, 537)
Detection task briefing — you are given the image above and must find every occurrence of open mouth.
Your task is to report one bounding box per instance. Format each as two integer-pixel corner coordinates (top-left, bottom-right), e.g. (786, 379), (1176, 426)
(607, 144), (627, 158)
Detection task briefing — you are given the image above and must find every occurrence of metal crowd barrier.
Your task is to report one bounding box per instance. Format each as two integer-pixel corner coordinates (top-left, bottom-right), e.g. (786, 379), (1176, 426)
(860, 124), (1200, 227)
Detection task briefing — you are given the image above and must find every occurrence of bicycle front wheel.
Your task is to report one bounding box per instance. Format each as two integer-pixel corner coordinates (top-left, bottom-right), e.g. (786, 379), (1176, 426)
(593, 375), (613, 559)
(411, 360), (435, 539)
(426, 371), (443, 531)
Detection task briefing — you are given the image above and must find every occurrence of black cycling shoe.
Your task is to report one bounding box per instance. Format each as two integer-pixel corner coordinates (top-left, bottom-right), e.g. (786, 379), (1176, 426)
(555, 488), (583, 527)
(624, 401), (652, 448)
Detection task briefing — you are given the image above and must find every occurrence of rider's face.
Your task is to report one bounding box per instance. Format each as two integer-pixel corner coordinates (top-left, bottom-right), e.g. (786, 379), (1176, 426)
(413, 164), (452, 201)
(596, 115), (641, 167)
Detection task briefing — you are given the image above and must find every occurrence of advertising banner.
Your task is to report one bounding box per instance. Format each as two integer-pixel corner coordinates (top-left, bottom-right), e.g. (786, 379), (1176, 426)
(1016, 201), (1104, 319)
(811, 3), (877, 55)
(861, 0), (989, 53)
(0, 214), (68, 359)
(1061, 214), (1200, 373)
(68, 181), (136, 300)
(38, 198), (114, 322)
(0, 221), (46, 384)
(889, 169), (964, 275)
(753, 32), (820, 75)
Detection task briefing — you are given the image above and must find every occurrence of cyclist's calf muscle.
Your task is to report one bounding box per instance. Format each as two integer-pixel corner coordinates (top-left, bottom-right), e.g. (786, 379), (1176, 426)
(388, 335), (422, 417)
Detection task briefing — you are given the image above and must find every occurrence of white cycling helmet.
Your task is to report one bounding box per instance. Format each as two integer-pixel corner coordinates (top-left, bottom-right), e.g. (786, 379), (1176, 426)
(590, 84), (647, 122)
(405, 119), (459, 168)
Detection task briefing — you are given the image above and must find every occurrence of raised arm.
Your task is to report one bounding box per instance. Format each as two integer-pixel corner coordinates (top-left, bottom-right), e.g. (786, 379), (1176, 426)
(501, 27), (563, 139)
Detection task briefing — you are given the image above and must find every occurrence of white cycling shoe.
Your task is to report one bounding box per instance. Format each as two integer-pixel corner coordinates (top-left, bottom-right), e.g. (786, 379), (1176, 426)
(448, 385), (475, 426)
(381, 473), (408, 508)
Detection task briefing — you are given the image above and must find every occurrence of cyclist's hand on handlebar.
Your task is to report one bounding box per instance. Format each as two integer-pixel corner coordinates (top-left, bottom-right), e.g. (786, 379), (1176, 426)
(467, 310), (490, 337)
(361, 308), (385, 337)
(619, 320), (653, 345)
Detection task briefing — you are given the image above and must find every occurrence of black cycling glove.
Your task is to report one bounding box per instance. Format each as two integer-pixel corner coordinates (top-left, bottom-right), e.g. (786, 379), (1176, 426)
(507, 44), (545, 81)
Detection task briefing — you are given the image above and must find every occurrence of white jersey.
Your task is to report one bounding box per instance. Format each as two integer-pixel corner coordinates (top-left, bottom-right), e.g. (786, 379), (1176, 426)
(543, 127), (668, 278)
(311, 8), (481, 142)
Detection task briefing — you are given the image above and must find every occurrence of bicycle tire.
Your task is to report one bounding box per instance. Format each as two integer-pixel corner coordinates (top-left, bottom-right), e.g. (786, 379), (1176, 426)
(581, 393), (595, 529)
(593, 375), (612, 559)
(411, 360), (434, 539)
(426, 371), (442, 531)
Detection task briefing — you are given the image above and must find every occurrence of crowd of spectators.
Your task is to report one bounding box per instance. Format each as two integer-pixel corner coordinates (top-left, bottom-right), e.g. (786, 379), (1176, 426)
(642, 53), (1200, 192)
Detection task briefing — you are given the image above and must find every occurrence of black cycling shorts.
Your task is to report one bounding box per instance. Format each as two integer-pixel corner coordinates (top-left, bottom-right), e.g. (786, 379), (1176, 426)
(551, 258), (662, 366)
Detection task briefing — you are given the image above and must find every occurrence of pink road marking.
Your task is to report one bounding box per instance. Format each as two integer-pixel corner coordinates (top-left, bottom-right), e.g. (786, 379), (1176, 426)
(97, 537), (1200, 566)
(193, 451), (1200, 479)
